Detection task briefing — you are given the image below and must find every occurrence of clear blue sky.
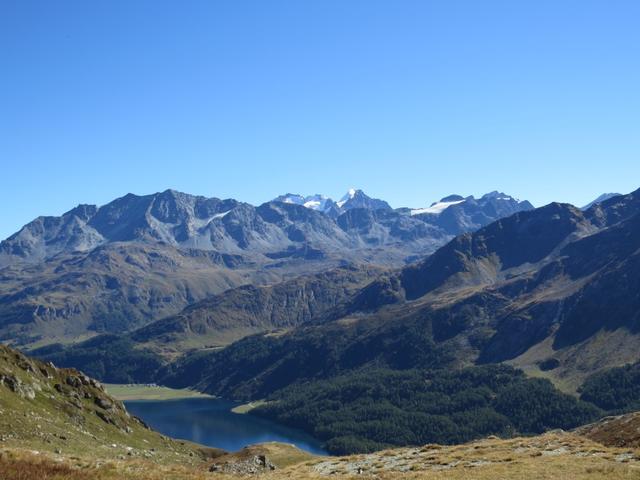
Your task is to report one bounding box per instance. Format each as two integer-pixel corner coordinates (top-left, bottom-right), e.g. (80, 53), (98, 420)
(1, 1), (639, 240)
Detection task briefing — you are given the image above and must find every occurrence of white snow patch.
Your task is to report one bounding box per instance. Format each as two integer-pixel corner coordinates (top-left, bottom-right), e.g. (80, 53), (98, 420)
(190, 210), (233, 230)
(304, 200), (322, 209)
(211, 210), (231, 220)
(276, 194), (332, 211)
(410, 200), (465, 216)
(281, 195), (305, 205)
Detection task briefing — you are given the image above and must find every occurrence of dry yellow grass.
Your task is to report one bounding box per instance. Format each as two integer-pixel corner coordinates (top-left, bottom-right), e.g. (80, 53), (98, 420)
(2, 432), (640, 479)
(279, 431), (640, 479)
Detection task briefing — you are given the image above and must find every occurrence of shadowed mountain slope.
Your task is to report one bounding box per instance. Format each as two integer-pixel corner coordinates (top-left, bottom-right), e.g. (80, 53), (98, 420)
(160, 188), (640, 398)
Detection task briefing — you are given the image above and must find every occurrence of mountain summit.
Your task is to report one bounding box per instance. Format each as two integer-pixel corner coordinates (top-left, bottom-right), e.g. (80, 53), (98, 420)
(272, 193), (334, 213)
(273, 188), (391, 215)
(336, 188), (391, 211)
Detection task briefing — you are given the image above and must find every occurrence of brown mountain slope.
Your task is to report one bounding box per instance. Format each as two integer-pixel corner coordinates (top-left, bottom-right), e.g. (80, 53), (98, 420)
(0, 243), (271, 348)
(576, 411), (640, 449)
(130, 264), (385, 355)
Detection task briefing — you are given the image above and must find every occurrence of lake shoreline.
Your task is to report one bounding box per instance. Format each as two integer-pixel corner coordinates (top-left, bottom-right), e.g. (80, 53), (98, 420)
(230, 400), (268, 414)
(105, 383), (213, 401)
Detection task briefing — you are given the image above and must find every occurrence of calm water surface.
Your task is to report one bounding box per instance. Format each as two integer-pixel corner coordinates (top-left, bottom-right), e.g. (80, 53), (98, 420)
(125, 397), (327, 455)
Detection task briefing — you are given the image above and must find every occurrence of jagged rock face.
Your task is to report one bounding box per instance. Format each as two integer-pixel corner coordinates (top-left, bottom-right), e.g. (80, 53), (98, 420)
(337, 208), (447, 245)
(0, 344), (133, 435)
(0, 206), (103, 264)
(411, 192), (535, 236)
(0, 189), (534, 268)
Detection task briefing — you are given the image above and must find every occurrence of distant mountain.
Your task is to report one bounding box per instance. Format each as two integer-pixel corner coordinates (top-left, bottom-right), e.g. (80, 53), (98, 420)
(1, 188), (531, 268)
(409, 194), (467, 215)
(272, 188), (391, 216)
(335, 188), (392, 211)
(273, 190), (533, 226)
(407, 191), (535, 235)
(581, 192), (622, 210)
(272, 193), (335, 213)
(0, 188), (532, 348)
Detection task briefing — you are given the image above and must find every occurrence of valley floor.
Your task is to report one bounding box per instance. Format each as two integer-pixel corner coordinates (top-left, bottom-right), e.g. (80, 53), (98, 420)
(2, 432), (640, 479)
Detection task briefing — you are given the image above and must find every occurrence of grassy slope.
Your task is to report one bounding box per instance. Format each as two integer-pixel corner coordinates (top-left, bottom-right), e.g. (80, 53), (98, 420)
(0, 345), (221, 466)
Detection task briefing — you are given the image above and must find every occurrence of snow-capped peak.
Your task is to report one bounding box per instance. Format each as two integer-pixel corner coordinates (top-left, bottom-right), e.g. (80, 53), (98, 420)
(274, 188), (391, 213)
(303, 194), (332, 211)
(276, 194), (306, 205)
(481, 191), (519, 202)
(273, 193), (334, 212)
(410, 191), (528, 216)
(337, 188), (359, 208)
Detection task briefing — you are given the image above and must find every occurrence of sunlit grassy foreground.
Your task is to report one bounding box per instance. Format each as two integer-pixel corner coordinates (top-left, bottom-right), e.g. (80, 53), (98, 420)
(2, 432), (640, 479)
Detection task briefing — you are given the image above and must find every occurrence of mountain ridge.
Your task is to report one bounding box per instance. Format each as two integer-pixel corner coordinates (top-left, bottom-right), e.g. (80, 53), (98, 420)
(0, 188), (533, 348)
(1, 188), (531, 266)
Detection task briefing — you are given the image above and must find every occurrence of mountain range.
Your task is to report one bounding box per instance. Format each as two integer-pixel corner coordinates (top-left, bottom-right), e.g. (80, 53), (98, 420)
(0, 188), (532, 347)
(23, 188), (639, 390)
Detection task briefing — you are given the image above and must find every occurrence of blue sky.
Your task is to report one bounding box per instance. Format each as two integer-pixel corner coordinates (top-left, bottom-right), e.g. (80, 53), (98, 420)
(1, 1), (639, 239)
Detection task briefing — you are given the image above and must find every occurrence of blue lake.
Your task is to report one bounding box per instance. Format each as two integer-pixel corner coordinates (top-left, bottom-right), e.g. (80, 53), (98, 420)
(125, 397), (328, 455)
